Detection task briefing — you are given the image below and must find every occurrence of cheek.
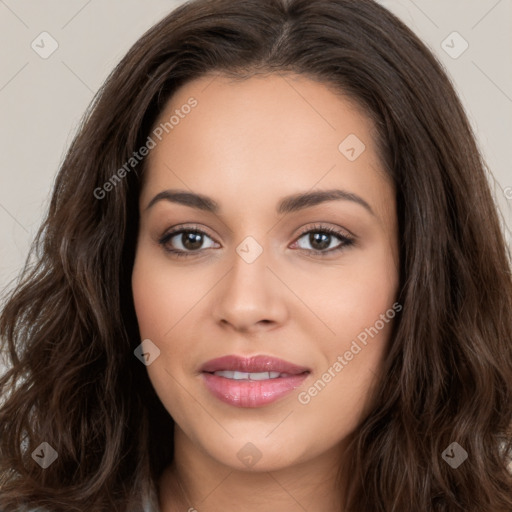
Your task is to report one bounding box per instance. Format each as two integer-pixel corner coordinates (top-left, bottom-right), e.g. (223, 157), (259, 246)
(131, 248), (201, 377)
(296, 244), (399, 407)
(131, 247), (191, 338)
(292, 246), (399, 343)
(131, 254), (160, 337)
(297, 306), (397, 441)
(131, 252), (193, 421)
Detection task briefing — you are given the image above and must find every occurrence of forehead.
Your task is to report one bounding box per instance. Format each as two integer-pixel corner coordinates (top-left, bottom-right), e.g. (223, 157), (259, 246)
(142, 72), (392, 220)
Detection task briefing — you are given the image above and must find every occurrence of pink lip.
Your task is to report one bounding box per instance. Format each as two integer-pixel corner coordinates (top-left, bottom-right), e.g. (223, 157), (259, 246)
(200, 355), (310, 408)
(201, 355), (310, 374)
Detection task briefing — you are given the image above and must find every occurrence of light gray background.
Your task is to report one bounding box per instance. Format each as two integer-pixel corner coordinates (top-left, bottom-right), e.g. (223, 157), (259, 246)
(0, 0), (511, 298)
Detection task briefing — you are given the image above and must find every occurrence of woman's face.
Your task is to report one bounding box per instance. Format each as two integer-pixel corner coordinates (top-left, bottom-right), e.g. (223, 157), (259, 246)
(132, 72), (399, 473)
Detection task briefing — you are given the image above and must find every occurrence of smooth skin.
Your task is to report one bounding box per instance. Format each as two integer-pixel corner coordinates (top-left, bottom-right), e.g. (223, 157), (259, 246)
(132, 72), (400, 512)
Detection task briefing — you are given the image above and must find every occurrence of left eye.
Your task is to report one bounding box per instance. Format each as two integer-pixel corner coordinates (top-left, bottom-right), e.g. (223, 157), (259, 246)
(293, 229), (349, 252)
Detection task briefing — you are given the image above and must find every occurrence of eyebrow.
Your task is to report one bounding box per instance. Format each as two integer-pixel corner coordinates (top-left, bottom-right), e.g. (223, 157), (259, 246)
(145, 188), (375, 217)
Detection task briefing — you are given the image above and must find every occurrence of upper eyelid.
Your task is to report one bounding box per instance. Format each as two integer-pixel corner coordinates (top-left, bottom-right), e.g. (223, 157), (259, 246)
(295, 223), (355, 239)
(162, 224), (217, 241)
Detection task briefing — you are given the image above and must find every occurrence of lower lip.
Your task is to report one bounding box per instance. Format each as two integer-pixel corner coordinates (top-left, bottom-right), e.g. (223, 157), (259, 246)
(202, 372), (309, 408)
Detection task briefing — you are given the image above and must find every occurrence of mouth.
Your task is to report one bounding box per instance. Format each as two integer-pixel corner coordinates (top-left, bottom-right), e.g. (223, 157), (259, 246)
(200, 355), (311, 408)
(209, 370), (296, 380)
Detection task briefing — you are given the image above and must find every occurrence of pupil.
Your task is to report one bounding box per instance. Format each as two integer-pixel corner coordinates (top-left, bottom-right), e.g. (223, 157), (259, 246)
(183, 232), (203, 250)
(310, 232), (330, 250)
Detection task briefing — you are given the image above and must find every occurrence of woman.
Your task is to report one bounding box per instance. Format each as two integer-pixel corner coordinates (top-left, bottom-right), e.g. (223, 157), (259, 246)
(1, 0), (511, 511)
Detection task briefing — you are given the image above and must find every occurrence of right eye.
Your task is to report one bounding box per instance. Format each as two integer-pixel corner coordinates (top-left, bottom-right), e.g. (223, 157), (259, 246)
(158, 227), (219, 257)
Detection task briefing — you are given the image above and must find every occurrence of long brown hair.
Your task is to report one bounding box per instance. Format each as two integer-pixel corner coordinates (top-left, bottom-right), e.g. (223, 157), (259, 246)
(1, 0), (511, 510)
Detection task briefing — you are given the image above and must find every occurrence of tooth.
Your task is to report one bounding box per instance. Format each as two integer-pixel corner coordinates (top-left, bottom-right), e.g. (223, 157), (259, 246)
(249, 372), (271, 381)
(214, 370), (234, 378)
(213, 370), (285, 380)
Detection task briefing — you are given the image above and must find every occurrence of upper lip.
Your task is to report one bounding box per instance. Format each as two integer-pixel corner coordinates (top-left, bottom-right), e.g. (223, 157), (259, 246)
(201, 355), (310, 375)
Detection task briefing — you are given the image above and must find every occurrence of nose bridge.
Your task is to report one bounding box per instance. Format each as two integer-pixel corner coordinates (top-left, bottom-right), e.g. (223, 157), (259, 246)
(226, 235), (270, 300)
(211, 234), (287, 330)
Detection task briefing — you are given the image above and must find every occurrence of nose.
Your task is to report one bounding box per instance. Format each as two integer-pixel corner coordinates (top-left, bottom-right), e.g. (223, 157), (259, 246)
(211, 244), (289, 334)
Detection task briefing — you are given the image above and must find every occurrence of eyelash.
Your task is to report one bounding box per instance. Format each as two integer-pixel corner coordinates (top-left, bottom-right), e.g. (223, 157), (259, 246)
(158, 223), (356, 258)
